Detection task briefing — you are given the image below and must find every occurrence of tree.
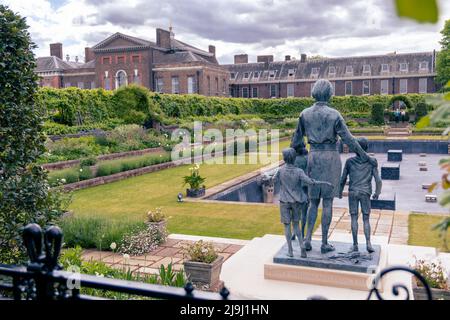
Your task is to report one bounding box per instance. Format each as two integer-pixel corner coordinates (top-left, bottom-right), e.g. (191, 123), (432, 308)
(370, 103), (385, 125)
(0, 6), (67, 264)
(436, 20), (450, 89)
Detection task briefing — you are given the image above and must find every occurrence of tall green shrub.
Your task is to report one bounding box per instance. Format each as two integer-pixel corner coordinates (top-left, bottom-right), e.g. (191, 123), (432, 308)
(0, 6), (67, 263)
(415, 102), (429, 121)
(371, 103), (385, 125)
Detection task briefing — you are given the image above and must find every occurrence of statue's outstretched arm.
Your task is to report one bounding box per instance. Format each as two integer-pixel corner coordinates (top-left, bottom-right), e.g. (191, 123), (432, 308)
(335, 115), (369, 162)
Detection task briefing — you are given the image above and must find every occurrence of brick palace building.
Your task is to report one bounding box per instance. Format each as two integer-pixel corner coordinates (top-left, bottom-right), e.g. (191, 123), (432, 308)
(36, 28), (229, 96)
(35, 28), (438, 97)
(225, 52), (438, 98)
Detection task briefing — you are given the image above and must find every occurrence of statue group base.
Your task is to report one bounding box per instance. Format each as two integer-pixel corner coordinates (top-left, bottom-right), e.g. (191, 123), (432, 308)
(264, 240), (386, 291)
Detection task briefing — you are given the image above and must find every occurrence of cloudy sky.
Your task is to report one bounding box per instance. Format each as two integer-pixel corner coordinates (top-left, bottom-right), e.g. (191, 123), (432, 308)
(2, 0), (450, 64)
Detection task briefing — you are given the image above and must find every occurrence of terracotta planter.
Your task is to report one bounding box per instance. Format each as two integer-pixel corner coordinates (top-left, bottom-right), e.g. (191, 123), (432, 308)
(183, 255), (224, 286)
(186, 187), (205, 198)
(412, 278), (450, 300)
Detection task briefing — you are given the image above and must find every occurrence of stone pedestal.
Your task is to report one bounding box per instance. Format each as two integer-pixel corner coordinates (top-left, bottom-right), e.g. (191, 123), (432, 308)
(381, 163), (400, 180)
(387, 149), (402, 162)
(264, 240), (386, 291)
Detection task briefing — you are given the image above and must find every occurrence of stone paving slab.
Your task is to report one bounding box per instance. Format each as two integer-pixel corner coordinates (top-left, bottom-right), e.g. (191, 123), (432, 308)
(81, 235), (244, 275)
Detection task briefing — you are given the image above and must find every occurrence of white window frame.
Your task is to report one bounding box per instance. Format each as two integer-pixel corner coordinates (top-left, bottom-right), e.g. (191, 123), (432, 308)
(268, 70), (277, 79)
(230, 72), (238, 80)
(171, 76), (180, 94)
(242, 87), (249, 98)
(243, 72), (250, 80)
(251, 87), (258, 98)
(287, 83), (295, 97)
(288, 68), (296, 78)
(253, 71), (260, 80)
(345, 65), (353, 74)
(345, 81), (352, 95)
(362, 80), (370, 95)
(399, 63), (408, 72)
(328, 66), (336, 76)
(419, 78), (427, 93)
(363, 64), (371, 74)
(381, 64), (389, 73)
(115, 70), (128, 89)
(419, 61), (428, 71)
(270, 84), (277, 98)
(187, 76), (196, 94)
(399, 78), (408, 94)
(156, 78), (164, 93)
(311, 67), (319, 77)
(380, 79), (389, 95)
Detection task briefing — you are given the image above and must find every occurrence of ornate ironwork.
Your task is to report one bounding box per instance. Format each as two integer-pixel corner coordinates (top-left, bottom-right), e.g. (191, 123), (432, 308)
(367, 265), (433, 300)
(0, 223), (434, 300)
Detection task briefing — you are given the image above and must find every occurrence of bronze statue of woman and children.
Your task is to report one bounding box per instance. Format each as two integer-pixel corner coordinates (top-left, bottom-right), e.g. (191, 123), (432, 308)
(269, 79), (382, 259)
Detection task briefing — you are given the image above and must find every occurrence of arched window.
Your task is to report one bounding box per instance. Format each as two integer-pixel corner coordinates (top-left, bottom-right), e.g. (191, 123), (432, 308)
(115, 70), (128, 89)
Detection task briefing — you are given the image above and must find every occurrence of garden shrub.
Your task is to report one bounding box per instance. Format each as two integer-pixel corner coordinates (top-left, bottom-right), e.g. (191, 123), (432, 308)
(59, 216), (146, 250)
(80, 156), (97, 167)
(78, 166), (93, 180)
(46, 136), (106, 160)
(415, 102), (429, 121)
(371, 103), (385, 125)
(119, 223), (168, 255)
(0, 5), (67, 263)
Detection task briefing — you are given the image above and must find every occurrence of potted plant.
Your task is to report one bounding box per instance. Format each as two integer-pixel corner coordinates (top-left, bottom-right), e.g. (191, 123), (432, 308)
(183, 164), (206, 197)
(411, 257), (450, 300)
(146, 207), (167, 230)
(182, 240), (223, 287)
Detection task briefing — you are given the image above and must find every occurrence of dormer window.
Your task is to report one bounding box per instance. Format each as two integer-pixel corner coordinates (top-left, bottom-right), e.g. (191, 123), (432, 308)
(345, 65), (353, 74)
(288, 68), (296, 77)
(328, 66), (336, 76)
(399, 63), (408, 72)
(419, 61), (428, 71)
(363, 64), (371, 74)
(311, 67), (319, 75)
(268, 70), (277, 78)
(243, 72), (250, 80)
(253, 71), (260, 79)
(230, 72), (237, 80)
(381, 64), (389, 73)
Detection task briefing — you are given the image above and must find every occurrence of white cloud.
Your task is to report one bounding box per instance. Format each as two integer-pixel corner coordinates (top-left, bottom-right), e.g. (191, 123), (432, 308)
(2, 0), (450, 63)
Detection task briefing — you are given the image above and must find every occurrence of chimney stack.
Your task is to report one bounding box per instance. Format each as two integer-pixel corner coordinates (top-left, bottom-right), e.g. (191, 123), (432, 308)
(75, 56), (79, 63)
(156, 28), (171, 49)
(300, 53), (307, 63)
(85, 47), (94, 62)
(50, 43), (63, 59)
(257, 55), (274, 63)
(66, 54), (70, 62)
(234, 54), (248, 64)
(285, 55), (291, 61)
(208, 45), (216, 56)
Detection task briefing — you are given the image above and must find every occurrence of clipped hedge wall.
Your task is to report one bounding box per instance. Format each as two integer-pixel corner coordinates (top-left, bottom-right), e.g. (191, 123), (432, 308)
(37, 87), (434, 124)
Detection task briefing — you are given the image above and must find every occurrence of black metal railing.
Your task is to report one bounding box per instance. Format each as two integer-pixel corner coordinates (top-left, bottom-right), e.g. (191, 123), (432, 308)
(0, 223), (433, 300)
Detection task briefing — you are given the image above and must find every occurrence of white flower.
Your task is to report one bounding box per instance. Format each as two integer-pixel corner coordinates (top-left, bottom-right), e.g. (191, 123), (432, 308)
(123, 254), (130, 263)
(61, 178), (66, 183)
(79, 168), (83, 172)
(110, 242), (117, 250)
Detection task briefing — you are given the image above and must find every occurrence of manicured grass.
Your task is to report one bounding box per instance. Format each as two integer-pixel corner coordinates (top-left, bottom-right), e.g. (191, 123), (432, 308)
(363, 135), (448, 140)
(69, 151), (292, 240)
(408, 213), (450, 252)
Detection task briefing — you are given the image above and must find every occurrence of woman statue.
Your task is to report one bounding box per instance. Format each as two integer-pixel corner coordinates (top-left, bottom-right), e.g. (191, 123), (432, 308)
(290, 79), (374, 254)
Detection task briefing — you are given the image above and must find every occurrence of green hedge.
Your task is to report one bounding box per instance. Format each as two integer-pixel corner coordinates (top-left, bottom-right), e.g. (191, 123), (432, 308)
(37, 87), (435, 124)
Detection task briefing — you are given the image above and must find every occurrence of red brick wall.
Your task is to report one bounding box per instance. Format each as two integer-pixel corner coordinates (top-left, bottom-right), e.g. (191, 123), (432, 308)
(94, 49), (153, 90)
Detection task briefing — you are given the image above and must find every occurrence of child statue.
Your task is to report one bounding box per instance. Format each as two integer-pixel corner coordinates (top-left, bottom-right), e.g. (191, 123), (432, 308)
(271, 148), (332, 258)
(338, 137), (382, 253)
(293, 145), (309, 239)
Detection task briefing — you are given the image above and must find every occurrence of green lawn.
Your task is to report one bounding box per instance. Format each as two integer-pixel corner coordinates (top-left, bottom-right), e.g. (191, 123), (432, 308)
(69, 141), (296, 240)
(408, 213), (449, 252)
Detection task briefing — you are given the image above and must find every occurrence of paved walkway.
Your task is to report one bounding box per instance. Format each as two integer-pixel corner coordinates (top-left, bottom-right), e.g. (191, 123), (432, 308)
(313, 207), (409, 245)
(81, 235), (244, 275)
